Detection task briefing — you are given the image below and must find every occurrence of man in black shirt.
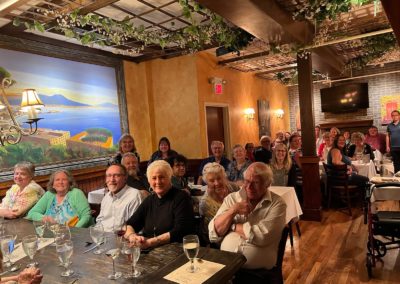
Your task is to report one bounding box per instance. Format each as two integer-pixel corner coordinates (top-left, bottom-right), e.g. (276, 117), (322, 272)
(254, 135), (272, 164)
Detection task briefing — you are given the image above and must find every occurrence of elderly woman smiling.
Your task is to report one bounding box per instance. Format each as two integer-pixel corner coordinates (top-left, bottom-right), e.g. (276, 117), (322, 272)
(0, 162), (44, 219)
(124, 160), (194, 249)
(27, 170), (93, 227)
(199, 163), (240, 227)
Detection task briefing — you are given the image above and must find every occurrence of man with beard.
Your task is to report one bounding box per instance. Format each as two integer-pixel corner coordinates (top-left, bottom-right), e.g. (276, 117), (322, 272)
(121, 152), (150, 199)
(96, 164), (142, 232)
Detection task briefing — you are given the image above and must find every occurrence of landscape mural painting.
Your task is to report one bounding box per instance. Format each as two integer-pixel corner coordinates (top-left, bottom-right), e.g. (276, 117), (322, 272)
(0, 48), (121, 170)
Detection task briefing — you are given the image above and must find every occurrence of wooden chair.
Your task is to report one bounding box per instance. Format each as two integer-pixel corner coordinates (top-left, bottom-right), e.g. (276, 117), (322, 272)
(323, 163), (360, 216)
(233, 226), (289, 284)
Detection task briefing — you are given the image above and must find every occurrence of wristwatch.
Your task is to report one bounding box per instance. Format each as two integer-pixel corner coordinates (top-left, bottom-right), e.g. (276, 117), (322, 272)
(231, 223), (236, 232)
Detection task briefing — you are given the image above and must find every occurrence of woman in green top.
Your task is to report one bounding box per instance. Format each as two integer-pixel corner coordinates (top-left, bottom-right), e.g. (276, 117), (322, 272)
(27, 170), (93, 228)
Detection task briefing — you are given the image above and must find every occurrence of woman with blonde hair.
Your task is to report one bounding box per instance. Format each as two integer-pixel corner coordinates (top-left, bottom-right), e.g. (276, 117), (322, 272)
(270, 143), (296, 186)
(0, 162), (44, 219)
(109, 133), (140, 165)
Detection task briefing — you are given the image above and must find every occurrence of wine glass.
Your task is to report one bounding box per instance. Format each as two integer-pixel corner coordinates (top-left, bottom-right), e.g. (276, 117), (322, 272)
(49, 223), (60, 245)
(124, 242), (141, 278)
(90, 224), (105, 254)
(33, 221), (46, 242)
(22, 235), (39, 267)
(113, 223), (126, 249)
(188, 177), (195, 188)
(56, 240), (74, 277)
(0, 234), (15, 268)
(55, 224), (71, 245)
(183, 235), (200, 273)
(0, 216), (6, 235)
(106, 248), (122, 280)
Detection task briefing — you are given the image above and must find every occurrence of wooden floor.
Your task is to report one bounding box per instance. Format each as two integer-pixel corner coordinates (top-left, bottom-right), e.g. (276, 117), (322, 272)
(283, 202), (400, 284)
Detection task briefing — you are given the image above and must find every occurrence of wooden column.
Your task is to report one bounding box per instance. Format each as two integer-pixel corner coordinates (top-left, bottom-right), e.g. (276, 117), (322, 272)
(297, 52), (322, 221)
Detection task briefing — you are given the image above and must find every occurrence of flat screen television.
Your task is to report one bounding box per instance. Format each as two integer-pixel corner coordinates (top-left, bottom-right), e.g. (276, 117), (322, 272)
(320, 83), (369, 113)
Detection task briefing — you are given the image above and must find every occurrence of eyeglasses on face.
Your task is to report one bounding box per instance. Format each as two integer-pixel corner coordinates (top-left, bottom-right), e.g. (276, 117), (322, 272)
(106, 173), (124, 178)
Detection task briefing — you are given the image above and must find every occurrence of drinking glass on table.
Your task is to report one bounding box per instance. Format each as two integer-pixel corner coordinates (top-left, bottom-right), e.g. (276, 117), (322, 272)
(33, 221), (46, 242)
(183, 235), (200, 273)
(106, 248), (122, 280)
(90, 223), (105, 254)
(56, 239), (74, 277)
(22, 235), (39, 267)
(0, 234), (16, 268)
(124, 241), (141, 278)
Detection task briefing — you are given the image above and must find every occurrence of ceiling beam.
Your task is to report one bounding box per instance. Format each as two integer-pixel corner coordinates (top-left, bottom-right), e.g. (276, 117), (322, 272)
(0, 0), (31, 17)
(381, 0), (400, 46)
(255, 64), (297, 76)
(198, 0), (345, 76)
(218, 51), (270, 65)
(78, 0), (120, 14)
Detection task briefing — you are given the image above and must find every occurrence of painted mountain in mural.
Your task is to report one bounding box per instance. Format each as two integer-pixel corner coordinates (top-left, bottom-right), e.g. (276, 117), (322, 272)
(6, 94), (90, 106)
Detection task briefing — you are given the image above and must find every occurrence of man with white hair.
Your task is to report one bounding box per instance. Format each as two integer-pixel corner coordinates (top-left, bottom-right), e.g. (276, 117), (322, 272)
(209, 162), (286, 270)
(197, 140), (231, 185)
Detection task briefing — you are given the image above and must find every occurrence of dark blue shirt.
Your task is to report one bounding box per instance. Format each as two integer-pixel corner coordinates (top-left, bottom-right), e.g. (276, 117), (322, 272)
(198, 156), (231, 176)
(387, 122), (400, 150)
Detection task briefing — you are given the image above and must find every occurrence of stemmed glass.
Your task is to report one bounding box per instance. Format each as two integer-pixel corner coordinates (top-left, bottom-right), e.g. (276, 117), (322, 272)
(183, 235), (200, 273)
(22, 235), (39, 267)
(49, 223), (60, 246)
(55, 224), (71, 244)
(33, 221), (46, 243)
(89, 224), (105, 255)
(0, 234), (16, 268)
(56, 240), (74, 277)
(124, 241), (141, 278)
(106, 248), (122, 280)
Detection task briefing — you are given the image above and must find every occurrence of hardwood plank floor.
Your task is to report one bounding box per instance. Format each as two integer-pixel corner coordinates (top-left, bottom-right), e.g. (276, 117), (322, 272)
(283, 205), (400, 283)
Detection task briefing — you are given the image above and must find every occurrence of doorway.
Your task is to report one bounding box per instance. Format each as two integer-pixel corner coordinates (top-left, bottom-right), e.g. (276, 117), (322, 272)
(205, 105), (230, 157)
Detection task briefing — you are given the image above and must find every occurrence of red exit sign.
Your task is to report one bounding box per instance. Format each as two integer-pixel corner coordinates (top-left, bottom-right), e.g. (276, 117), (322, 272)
(214, 83), (223, 95)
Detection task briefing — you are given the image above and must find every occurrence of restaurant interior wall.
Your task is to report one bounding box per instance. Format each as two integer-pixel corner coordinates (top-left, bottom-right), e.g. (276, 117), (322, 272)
(288, 72), (400, 134)
(124, 51), (289, 159)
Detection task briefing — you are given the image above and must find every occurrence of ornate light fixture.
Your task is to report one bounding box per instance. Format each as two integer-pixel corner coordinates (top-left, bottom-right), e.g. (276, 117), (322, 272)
(244, 108), (255, 120)
(0, 77), (44, 146)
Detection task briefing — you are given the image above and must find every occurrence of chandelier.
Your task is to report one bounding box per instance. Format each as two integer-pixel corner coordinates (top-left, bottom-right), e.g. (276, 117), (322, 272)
(0, 77), (44, 146)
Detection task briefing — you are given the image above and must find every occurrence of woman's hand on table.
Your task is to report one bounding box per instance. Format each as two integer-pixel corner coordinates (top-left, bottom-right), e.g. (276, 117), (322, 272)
(2, 209), (19, 219)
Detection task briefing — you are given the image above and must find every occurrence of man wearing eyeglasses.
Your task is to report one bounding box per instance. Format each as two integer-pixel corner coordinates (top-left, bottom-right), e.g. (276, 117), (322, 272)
(96, 164), (142, 232)
(208, 162), (286, 270)
(386, 110), (400, 174)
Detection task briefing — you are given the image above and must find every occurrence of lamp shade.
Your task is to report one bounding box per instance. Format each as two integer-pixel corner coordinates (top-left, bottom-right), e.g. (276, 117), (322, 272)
(21, 89), (44, 108)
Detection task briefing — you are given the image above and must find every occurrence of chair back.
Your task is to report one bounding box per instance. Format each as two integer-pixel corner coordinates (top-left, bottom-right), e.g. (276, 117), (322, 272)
(323, 163), (349, 186)
(276, 226), (289, 269)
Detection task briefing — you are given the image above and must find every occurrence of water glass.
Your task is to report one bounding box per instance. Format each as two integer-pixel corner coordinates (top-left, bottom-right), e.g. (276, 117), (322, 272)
(183, 235), (200, 273)
(188, 177), (195, 187)
(56, 240), (74, 277)
(33, 221), (46, 241)
(22, 235), (39, 267)
(124, 244), (141, 278)
(0, 234), (15, 267)
(54, 224), (71, 245)
(89, 224), (105, 254)
(106, 248), (122, 280)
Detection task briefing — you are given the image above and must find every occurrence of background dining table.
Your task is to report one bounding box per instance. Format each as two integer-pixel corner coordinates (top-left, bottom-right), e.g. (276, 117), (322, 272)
(5, 219), (246, 283)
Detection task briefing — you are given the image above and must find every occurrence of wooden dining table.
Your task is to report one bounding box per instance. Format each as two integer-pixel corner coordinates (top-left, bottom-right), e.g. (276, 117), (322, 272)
(7, 219), (246, 284)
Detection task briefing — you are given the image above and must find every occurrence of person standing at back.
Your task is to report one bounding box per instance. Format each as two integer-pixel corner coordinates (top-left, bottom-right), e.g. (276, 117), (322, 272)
(254, 136), (272, 164)
(386, 110), (400, 173)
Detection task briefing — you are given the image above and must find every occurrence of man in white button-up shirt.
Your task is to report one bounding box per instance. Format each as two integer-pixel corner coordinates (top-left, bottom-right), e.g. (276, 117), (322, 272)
(96, 164), (142, 232)
(209, 162), (286, 269)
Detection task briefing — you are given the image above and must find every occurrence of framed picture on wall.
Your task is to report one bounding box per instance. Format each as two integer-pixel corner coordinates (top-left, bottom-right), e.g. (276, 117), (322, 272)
(380, 94), (400, 125)
(0, 43), (127, 174)
(257, 99), (271, 138)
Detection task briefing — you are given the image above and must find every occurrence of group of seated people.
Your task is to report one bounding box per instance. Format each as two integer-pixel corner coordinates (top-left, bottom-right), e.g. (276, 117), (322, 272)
(1, 124), (386, 282)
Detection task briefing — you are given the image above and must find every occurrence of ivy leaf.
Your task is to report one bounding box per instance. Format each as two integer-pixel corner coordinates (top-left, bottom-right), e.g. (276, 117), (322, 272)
(81, 34), (92, 45)
(70, 9), (79, 21)
(63, 29), (75, 38)
(34, 21), (45, 32)
(12, 17), (21, 27)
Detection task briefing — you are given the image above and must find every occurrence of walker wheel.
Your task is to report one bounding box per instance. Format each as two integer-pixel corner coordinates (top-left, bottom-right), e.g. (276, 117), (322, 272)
(366, 254), (373, 278)
(367, 239), (387, 257)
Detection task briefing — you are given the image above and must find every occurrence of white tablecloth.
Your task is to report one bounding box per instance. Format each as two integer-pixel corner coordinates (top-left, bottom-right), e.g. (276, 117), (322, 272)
(269, 186), (303, 224)
(88, 187), (107, 204)
(382, 163), (395, 176)
(352, 160), (377, 178)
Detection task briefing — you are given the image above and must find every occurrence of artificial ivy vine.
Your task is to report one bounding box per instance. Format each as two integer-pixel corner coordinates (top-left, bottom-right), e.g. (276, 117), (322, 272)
(12, 0), (253, 55)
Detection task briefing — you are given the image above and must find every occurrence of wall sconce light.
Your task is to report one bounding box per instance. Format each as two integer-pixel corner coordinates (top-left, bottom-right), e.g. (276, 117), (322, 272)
(244, 108), (255, 120)
(275, 109), (284, 118)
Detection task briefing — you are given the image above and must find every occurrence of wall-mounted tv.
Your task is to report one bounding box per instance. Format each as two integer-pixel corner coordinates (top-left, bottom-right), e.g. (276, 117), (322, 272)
(320, 83), (369, 113)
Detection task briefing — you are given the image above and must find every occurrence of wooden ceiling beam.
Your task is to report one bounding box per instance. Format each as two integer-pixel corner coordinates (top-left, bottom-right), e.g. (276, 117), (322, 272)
(255, 64), (297, 76)
(381, 0), (400, 46)
(218, 51), (270, 65)
(198, 0), (345, 76)
(78, 0), (120, 14)
(0, 0), (31, 17)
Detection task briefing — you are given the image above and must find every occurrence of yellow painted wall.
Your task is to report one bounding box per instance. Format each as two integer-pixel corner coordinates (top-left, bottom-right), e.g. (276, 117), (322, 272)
(124, 51), (289, 159)
(196, 52), (289, 157)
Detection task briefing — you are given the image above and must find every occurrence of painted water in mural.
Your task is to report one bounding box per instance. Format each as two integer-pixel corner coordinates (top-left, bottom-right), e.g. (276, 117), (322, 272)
(0, 48), (121, 170)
